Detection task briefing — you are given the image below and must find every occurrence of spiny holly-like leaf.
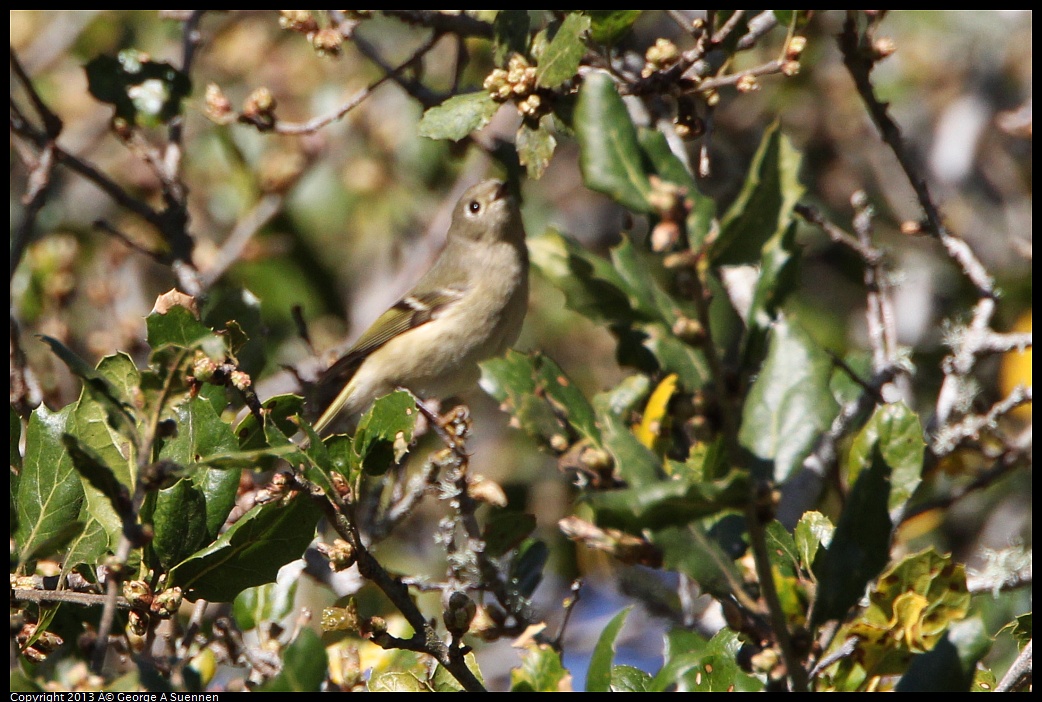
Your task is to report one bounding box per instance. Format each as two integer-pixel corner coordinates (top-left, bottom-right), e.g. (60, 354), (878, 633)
(586, 607), (632, 692)
(418, 92), (501, 141)
(575, 70), (652, 212)
(158, 397), (241, 538)
(353, 391), (417, 475)
(147, 303), (223, 354)
(536, 13), (590, 89)
(739, 317), (838, 482)
(168, 494), (321, 602)
(481, 350), (601, 448)
(15, 406), (85, 568)
(39, 339), (138, 439)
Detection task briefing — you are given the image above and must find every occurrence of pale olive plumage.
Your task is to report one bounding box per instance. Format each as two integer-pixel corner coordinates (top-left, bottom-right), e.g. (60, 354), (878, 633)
(312, 179), (529, 434)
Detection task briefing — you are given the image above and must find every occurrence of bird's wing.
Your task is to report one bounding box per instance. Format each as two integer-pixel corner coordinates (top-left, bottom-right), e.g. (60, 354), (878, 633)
(316, 287), (465, 389)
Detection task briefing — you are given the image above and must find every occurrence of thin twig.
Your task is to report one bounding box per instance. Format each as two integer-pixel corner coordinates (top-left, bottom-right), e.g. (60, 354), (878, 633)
(199, 193), (284, 289)
(898, 426), (1031, 525)
(273, 33), (440, 135)
(12, 589), (130, 608)
(837, 12), (995, 297)
(794, 203), (882, 265)
(995, 639), (1032, 692)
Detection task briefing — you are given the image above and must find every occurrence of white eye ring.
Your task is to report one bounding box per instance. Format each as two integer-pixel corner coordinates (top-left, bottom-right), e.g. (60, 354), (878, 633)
(468, 200), (481, 214)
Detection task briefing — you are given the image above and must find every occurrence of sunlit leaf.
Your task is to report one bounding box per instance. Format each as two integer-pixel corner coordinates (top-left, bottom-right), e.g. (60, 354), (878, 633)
(418, 92), (501, 141)
(712, 121), (803, 265)
(169, 494), (320, 602)
(15, 407), (84, 568)
(739, 317), (838, 482)
(586, 607), (632, 692)
(575, 70), (652, 212)
(536, 13), (590, 89)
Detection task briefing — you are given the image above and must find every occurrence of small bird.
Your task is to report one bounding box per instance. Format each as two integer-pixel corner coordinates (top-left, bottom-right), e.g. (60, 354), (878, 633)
(311, 178), (529, 434)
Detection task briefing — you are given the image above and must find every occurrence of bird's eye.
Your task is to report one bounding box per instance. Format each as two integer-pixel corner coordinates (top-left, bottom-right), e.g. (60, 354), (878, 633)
(468, 200), (481, 214)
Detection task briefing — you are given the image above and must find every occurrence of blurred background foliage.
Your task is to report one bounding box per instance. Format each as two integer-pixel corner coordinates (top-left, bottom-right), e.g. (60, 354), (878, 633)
(10, 10), (1031, 692)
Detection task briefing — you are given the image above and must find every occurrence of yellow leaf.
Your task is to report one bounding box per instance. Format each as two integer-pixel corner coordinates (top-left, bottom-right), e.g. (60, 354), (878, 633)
(999, 310), (1031, 420)
(633, 373), (678, 450)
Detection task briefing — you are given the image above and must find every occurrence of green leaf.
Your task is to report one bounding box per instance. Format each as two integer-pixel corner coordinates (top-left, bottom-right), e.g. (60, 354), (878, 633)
(848, 402), (924, 511)
(62, 433), (130, 515)
(517, 117), (557, 179)
(588, 468), (748, 531)
(528, 228), (642, 327)
(765, 519), (802, 579)
(636, 128), (716, 245)
(739, 317), (838, 482)
(39, 338), (138, 438)
(15, 406), (85, 568)
(510, 539), (548, 599)
(586, 607), (632, 692)
(158, 397), (241, 538)
(481, 350), (601, 448)
(169, 494), (321, 602)
(493, 10), (531, 65)
(418, 92), (501, 141)
(896, 617), (990, 692)
(794, 510), (833, 573)
(258, 628), (328, 692)
(811, 445), (893, 627)
(536, 13), (590, 89)
(610, 665), (652, 692)
(483, 511), (537, 558)
(147, 304), (221, 352)
(202, 286), (267, 376)
(510, 644), (570, 692)
(711, 121), (804, 265)
(233, 575), (299, 633)
(150, 478), (209, 570)
(369, 672), (434, 692)
(584, 10), (642, 45)
(653, 524), (746, 602)
(236, 394), (305, 452)
(743, 220), (802, 368)
(575, 70), (652, 212)
(594, 408), (662, 487)
(431, 653), (484, 692)
(353, 390), (417, 475)
(652, 627), (763, 692)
